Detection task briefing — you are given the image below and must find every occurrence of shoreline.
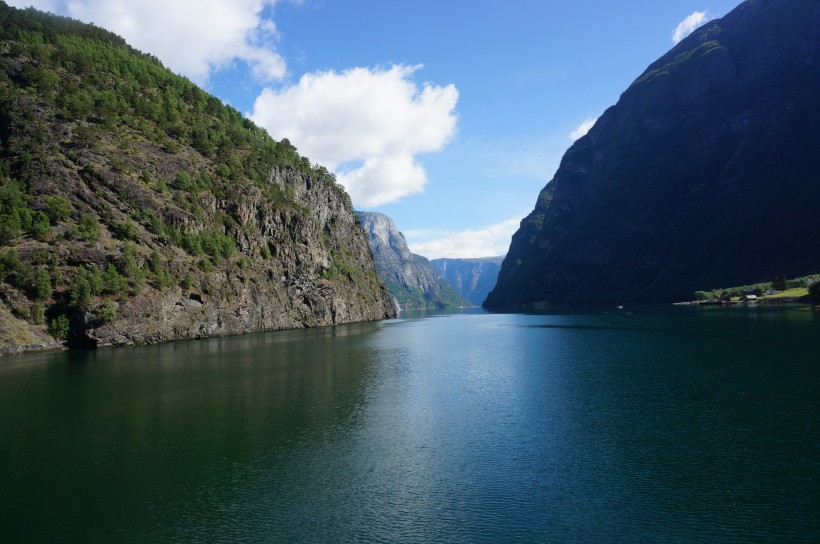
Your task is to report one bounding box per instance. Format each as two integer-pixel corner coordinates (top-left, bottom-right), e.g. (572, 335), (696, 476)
(674, 296), (816, 307)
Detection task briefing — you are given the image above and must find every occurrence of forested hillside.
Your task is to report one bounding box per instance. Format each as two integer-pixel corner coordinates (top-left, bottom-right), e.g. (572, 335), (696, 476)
(0, 2), (394, 353)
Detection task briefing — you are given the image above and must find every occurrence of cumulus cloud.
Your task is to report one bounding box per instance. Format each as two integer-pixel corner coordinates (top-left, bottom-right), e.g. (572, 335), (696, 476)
(251, 64), (458, 207)
(672, 11), (712, 44)
(337, 155), (428, 207)
(404, 217), (521, 260)
(6, 0), (285, 85)
(570, 117), (598, 141)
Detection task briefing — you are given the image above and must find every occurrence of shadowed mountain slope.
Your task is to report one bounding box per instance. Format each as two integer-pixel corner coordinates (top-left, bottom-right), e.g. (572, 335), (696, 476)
(486, 0), (820, 308)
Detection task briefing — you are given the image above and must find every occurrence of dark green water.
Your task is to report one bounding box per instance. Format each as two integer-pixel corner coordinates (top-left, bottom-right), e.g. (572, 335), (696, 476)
(0, 305), (818, 543)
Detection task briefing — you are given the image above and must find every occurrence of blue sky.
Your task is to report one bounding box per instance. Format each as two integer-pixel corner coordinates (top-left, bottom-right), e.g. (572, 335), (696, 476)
(11, 0), (742, 257)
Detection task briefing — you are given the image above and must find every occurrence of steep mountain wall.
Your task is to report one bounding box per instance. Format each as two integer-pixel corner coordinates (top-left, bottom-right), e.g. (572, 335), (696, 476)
(487, 0), (820, 308)
(356, 212), (467, 310)
(0, 4), (394, 353)
(431, 257), (504, 306)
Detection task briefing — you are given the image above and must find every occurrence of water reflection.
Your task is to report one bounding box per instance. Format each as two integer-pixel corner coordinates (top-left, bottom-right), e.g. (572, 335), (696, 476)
(0, 307), (818, 542)
(0, 322), (387, 542)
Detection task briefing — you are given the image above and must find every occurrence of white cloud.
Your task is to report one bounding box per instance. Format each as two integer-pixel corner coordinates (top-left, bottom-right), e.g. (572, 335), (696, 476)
(251, 64), (458, 206)
(405, 217), (521, 260)
(570, 117), (597, 141)
(242, 45), (287, 82)
(7, 0), (285, 85)
(672, 11), (712, 44)
(337, 155), (427, 207)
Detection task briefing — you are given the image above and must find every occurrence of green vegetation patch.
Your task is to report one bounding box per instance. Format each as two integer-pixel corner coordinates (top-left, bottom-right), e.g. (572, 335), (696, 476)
(693, 273), (819, 302)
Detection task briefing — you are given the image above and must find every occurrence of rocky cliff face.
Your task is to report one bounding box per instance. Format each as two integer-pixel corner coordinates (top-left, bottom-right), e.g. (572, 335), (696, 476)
(431, 257), (504, 307)
(85, 168), (396, 347)
(0, 4), (395, 354)
(486, 0), (820, 308)
(356, 212), (466, 310)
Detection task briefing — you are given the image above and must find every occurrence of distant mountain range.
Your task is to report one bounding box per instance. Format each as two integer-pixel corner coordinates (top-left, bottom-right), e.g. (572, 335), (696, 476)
(430, 257), (504, 307)
(356, 212), (467, 310)
(486, 0), (820, 308)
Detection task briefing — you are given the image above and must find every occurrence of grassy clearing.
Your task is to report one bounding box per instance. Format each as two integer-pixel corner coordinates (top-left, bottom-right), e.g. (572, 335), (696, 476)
(0, 305), (49, 349)
(761, 287), (809, 299)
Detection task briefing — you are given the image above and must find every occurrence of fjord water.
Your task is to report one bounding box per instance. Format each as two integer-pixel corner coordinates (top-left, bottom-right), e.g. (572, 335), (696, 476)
(1, 306), (818, 542)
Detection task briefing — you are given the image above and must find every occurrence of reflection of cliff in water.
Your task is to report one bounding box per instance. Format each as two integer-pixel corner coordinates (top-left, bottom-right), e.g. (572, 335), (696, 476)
(0, 322), (385, 540)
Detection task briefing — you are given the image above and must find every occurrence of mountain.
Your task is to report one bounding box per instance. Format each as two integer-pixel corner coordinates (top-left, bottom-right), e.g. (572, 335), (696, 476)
(486, 0), (820, 308)
(0, 3), (395, 354)
(430, 256), (504, 306)
(356, 212), (467, 310)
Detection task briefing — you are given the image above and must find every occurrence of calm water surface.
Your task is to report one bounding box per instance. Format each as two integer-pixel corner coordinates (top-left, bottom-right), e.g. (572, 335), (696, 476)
(0, 305), (818, 542)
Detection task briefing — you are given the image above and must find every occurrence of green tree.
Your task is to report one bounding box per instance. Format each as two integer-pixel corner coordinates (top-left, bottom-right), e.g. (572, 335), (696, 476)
(44, 195), (72, 223)
(102, 262), (126, 294)
(68, 267), (100, 308)
(772, 274), (788, 292)
(119, 242), (146, 293)
(75, 213), (100, 242)
(110, 219), (136, 240)
(69, 274), (93, 308)
(33, 268), (52, 301)
(0, 181), (33, 243)
(50, 266), (63, 288)
(148, 249), (173, 288)
(31, 211), (50, 239)
(95, 300), (116, 323)
(173, 172), (192, 191)
(48, 315), (70, 340)
(694, 290), (711, 301)
(30, 302), (45, 325)
(120, 242), (139, 276)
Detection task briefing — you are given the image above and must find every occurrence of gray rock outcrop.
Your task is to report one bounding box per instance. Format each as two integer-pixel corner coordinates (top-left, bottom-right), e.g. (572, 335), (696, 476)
(87, 169), (396, 347)
(356, 212), (467, 310)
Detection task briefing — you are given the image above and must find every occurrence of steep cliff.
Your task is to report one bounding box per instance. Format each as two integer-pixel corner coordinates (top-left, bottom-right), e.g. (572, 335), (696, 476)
(0, 3), (395, 353)
(356, 212), (467, 310)
(486, 0), (820, 308)
(431, 257), (504, 307)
